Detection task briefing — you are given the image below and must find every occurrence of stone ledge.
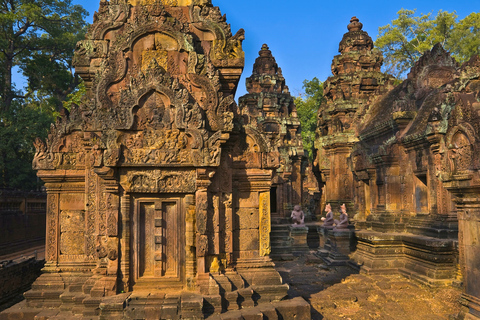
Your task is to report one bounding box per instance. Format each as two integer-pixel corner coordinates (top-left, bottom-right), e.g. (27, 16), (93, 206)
(352, 230), (458, 287)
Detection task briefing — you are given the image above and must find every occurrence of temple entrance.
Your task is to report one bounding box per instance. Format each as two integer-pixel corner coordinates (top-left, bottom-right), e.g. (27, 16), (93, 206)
(131, 196), (185, 290)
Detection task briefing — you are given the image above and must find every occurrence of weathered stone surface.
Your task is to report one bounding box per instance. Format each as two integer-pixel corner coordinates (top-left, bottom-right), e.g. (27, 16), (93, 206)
(0, 1), (309, 319)
(311, 273), (461, 320)
(236, 208), (260, 230)
(313, 16), (480, 320)
(0, 258), (44, 311)
(238, 44), (306, 220)
(314, 17), (395, 216)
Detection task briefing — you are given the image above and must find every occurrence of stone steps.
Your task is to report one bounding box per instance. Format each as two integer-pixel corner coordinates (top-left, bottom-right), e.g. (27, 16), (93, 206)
(270, 225), (293, 259)
(1, 268), (304, 319)
(205, 296), (311, 320)
(210, 273), (255, 312)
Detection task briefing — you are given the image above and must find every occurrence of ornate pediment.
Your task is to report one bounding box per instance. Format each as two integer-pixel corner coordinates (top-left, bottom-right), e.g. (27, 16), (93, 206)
(35, 0), (244, 172)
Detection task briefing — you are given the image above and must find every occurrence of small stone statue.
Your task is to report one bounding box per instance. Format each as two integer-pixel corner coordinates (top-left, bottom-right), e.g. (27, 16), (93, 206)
(321, 203), (334, 227)
(334, 203), (349, 230)
(290, 205), (305, 226)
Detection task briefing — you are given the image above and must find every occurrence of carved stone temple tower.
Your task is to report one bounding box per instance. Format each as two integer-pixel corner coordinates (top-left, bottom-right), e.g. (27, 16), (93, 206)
(314, 17), (394, 214)
(238, 44), (305, 221)
(0, 1), (310, 318)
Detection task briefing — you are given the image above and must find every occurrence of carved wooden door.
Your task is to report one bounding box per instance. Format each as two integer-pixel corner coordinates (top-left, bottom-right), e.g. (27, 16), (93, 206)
(132, 197), (184, 287)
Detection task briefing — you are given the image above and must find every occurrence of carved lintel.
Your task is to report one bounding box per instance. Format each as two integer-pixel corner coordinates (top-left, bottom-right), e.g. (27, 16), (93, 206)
(121, 169), (196, 193)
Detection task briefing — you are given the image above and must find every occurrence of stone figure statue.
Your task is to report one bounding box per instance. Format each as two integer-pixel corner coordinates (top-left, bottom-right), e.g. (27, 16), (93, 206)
(334, 203), (349, 230)
(321, 203), (334, 227)
(291, 205), (305, 226)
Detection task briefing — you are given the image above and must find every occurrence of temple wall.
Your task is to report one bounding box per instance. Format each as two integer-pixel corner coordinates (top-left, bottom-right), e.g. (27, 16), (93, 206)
(0, 191), (46, 257)
(0, 257), (44, 311)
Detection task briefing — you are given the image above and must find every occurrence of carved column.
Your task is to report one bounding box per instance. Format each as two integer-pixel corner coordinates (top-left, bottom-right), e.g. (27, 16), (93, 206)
(46, 192), (60, 266)
(195, 168), (214, 275)
(259, 191), (271, 256)
(232, 168), (272, 265)
(223, 193), (233, 267)
(185, 194), (196, 290)
(119, 193), (130, 292)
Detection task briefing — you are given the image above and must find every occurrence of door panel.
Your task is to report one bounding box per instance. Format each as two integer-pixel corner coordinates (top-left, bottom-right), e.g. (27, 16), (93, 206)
(132, 197), (183, 287)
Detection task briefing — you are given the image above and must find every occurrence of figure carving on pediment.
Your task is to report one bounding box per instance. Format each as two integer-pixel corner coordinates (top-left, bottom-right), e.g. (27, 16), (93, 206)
(225, 29), (245, 60)
(209, 142), (221, 165)
(33, 138), (48, 170)
(89, 144), (104, 167)
(450, 131), (473, 174)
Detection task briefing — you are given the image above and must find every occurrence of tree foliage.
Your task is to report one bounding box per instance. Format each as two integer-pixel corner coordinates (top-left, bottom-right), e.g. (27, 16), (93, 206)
(0, 0), (88, 111)
(0, 0), (88, 190)
(375, 9), (480, 78)
(295, 77), (325, 161)
(0, 101), (54, 189)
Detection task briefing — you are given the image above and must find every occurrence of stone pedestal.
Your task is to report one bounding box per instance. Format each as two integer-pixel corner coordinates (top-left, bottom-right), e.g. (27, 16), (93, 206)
(324, 229), (355, 266)
(289, 226), (309, 255)
(317, 226), (334, 249)
(317, 226), (354, 266)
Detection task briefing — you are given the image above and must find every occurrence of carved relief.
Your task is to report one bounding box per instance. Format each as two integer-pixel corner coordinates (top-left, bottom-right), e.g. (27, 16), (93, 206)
(98, 184), (107, 236)
(449, 132), (473, 174)
(47, 194), (58, 262)
(106, 193), (119, 237)
(122, 129), (198, 165)
(122, 170), (195, 193)
(60, 210), (86, 256)
(85, 169), (97, 258)
(73, 40), (108, 67)
(259, 192), (271, 256)
(33, 0), (246, 296)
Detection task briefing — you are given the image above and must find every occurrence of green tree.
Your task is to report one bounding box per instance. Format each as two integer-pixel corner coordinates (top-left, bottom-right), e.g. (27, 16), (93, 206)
(375, 9), (480, 77)
(295, 77), (325, 161)
(0, 0), (88, 190)
(0, 101), (54, 189)
(0, 0), (88, 112)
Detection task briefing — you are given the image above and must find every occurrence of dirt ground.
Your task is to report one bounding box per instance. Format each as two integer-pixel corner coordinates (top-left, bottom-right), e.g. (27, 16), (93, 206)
(274, 253), (463, 320)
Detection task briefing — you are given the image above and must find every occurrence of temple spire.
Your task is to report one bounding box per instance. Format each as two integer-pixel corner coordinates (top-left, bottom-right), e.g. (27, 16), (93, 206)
(246, 44), (289, 94)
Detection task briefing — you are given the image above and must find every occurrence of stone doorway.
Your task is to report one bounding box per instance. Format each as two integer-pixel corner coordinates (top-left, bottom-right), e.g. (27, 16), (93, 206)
(131, 196), (185, 291)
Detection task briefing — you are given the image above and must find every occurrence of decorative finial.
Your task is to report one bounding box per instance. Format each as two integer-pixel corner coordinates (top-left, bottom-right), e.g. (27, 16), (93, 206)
(259, 44), (271, 57)
(347, 16), (363, 32)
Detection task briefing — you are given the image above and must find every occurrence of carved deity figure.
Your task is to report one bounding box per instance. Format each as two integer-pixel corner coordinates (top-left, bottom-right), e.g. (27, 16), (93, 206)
(334, 203), (349, 230)
(290, 205), (305, 226)
(321, 203), (334, 228)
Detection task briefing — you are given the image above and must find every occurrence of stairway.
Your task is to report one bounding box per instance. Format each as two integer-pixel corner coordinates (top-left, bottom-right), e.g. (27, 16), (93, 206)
(269, 224), (293, 260)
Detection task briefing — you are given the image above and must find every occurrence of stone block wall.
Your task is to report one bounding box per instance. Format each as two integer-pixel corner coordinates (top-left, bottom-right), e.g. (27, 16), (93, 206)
(0, 190), (46, 256)
(0, 257), (44, 311)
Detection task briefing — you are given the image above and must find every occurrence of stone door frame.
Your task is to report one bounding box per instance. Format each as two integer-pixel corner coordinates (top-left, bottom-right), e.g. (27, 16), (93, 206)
(130, 195), (186, 290)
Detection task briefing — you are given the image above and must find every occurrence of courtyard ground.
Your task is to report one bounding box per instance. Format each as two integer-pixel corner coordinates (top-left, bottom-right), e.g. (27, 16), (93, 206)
(274, 253), (463, 320)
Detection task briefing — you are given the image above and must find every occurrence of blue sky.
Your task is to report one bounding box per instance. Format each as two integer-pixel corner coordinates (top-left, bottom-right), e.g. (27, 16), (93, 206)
(71, 1), (480, 99)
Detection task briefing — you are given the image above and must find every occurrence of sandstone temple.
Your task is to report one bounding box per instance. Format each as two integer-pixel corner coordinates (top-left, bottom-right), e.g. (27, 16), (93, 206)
(1, 1), (480, 320)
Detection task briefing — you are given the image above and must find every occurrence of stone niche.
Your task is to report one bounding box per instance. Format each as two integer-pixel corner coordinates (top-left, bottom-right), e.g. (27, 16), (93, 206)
(0, 1), (305, 319)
